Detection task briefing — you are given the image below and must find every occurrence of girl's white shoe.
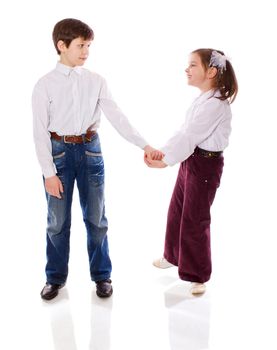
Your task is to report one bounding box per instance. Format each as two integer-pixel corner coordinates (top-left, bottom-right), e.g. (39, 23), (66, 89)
(190, 282), (206, 295)
(153, 257), (174, 269)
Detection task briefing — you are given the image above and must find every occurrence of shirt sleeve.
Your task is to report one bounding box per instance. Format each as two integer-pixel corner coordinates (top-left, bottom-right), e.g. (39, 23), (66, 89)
(32, 80), (56, 178)
(161, 98), (225, 166)
(97, 78), (148, 149)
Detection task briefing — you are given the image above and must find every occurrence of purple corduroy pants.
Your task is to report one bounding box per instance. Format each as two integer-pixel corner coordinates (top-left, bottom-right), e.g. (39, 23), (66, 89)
(164, 150), (224, 283)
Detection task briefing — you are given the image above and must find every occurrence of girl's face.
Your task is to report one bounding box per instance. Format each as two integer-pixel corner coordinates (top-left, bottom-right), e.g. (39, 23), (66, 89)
(185, 53), (214, 91)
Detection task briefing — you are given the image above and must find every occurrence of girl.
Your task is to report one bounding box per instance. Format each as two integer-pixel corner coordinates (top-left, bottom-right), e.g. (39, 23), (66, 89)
(145, 48), (238, 294)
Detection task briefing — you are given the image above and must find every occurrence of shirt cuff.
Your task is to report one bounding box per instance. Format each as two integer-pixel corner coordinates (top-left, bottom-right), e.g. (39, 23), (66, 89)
(161, 154), (176, 166)
(138, 139), (149, 149)
(42, 164), (57, 178)
(158, 146), (174, 166)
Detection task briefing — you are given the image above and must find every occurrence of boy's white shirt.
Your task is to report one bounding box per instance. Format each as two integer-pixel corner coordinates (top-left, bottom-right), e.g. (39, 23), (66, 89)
(161, 90), (232, 166)
(32, 62), (148, 178)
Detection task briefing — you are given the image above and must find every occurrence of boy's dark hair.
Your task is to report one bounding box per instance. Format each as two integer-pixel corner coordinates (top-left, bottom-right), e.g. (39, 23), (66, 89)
(52, 18), (94, 55)
(192, 48), (238, 104)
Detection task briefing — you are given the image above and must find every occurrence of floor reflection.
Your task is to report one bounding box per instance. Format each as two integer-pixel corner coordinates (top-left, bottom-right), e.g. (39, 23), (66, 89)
(46, 288), (78, 350)
(89, 292), (113, 350)
(164, 283), (210, 350)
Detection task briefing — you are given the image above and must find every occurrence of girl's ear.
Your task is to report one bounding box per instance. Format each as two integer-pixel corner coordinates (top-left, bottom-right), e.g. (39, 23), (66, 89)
(207, 66), (218, 79)
(57, 40), (67, 53)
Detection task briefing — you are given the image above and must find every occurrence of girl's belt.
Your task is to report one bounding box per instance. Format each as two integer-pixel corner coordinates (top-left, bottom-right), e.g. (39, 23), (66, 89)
(195, 147), (223, 158)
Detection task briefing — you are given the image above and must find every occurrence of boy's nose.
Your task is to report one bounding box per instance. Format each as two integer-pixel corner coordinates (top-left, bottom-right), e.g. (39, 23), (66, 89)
(83, 46), (89, 54)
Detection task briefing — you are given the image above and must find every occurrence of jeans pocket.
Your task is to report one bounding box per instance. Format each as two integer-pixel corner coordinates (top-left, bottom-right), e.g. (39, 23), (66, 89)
(53, 151), (66, 174)
(53, 151), (66, 159)
(85, 151), (104, 186)
(85, 151), (102, 157)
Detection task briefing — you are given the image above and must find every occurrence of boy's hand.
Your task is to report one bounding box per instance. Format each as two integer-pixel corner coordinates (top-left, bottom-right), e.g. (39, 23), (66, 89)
(44, 175), (64, 199)
(150, 150), (164, 160)
(143, 145), (164, 166)
(143, 145), (164, 160)
(143, 145), (155, 157)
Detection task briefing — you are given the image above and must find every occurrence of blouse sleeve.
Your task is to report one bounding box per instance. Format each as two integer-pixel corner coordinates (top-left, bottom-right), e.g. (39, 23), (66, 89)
(161, 98), (225, 166)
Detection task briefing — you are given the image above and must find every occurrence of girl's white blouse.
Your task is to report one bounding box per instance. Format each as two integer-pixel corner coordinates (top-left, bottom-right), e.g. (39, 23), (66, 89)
(161, 90), (232, 166)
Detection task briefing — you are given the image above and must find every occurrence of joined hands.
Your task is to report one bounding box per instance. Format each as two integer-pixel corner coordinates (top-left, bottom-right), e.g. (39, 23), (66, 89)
(143, 145), (167, 168)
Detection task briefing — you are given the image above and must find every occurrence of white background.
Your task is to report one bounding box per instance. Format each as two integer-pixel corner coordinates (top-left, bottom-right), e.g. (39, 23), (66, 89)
(0, 0), (277, 349)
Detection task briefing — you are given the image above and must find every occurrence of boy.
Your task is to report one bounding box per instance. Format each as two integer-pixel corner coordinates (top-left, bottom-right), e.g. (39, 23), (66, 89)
(32, 18), (159, 300)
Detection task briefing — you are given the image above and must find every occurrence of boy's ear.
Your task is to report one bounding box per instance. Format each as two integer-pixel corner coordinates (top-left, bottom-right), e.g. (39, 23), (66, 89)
(57, 40), (67, 53)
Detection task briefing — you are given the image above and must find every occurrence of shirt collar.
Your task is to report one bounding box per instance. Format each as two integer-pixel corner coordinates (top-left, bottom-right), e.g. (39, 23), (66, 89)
(55, 62), (83, 76)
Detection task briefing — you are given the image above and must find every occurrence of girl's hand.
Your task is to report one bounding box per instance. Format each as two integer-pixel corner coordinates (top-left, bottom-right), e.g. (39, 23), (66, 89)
(150, 150), (164, 160)
(144, 157), (167, 168)
(143, 145), (165, 167)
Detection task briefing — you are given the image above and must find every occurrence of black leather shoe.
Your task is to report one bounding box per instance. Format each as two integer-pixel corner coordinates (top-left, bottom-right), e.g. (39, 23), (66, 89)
(96, 279), (113, 298)
(40, 283), (65, 300)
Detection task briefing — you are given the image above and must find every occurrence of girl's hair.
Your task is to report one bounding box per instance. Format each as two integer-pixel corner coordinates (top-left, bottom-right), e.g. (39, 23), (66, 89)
(192, 48), (238, 104)
(52, 18), (94, 55)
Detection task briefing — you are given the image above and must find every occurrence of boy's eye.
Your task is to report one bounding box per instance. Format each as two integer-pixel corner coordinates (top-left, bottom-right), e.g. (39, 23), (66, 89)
(77, 43), (90, 49)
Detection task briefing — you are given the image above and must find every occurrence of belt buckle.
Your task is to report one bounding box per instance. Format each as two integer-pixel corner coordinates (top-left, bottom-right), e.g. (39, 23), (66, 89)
(63, 135), (71, 143)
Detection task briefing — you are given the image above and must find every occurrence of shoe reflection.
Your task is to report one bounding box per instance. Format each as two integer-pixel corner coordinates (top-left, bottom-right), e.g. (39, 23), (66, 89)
(44, 287), (113, 350)
(45, 289), (78, 350)
(164, 283), (210, 350)
(89, 292), (113, 349)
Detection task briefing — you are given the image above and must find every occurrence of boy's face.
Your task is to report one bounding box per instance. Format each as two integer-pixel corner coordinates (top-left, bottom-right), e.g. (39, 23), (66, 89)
(58, 37), (92, 67)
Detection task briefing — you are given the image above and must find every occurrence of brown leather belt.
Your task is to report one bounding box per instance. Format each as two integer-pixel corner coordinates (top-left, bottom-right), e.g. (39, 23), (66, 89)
(50, 130), (97, 144)
(195, 147), (222, 158)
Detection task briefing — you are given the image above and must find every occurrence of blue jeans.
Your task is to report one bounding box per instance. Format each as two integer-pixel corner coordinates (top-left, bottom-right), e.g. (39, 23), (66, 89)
(44, 134), (111, 284)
